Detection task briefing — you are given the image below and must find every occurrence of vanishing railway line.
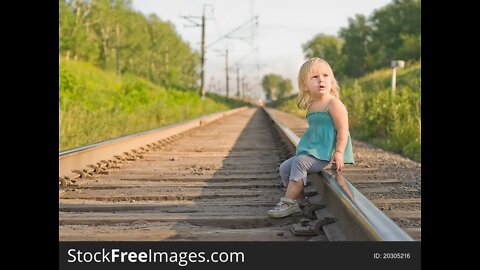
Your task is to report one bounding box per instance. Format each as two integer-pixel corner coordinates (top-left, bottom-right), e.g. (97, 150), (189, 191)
(59, 106), (419, 241)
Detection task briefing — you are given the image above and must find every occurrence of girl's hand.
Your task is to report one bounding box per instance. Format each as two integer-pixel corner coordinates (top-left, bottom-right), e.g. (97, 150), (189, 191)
(331, 151), (344, 172)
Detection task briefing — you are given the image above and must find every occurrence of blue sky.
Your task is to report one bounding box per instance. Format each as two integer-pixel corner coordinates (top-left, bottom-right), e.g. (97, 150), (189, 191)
(131, 0), (392, 99)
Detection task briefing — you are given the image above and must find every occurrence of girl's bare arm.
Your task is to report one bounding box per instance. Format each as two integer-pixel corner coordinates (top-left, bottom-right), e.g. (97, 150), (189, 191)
(328, 98), (349, 171)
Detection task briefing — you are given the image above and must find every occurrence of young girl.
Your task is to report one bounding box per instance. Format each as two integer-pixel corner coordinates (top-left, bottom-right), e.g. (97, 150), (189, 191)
(268, 57), (354, 218)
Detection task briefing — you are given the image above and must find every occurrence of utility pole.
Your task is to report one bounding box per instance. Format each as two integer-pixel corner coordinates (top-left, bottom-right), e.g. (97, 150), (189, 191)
(207, 15), (258, 98)
(236, 66), (241, 98)
(200, 10), (206, 99)
(225, 47), (229, 97)
(242, 76), (247, 100)
(214, 45), (231, 97)
(180, 4), (212, 99)
(181, 11), (258, 99)
(229, 49), (260, 98)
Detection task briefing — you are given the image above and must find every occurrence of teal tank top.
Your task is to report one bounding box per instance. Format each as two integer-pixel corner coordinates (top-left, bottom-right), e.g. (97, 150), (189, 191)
(295, 99), (355, 164)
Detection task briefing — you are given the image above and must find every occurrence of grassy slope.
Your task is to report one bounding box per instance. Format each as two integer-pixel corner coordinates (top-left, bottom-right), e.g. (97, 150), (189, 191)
(59, 59), (250, 151)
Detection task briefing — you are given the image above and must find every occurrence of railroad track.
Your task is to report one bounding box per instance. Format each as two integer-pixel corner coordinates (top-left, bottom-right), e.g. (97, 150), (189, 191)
(59, 106), (418, 241)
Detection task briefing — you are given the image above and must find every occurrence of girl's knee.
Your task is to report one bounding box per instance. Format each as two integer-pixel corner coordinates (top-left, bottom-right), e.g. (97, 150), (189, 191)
(292, 157), (308, 170)
(279, 162), (285, 172)
(279, 159), (291, 174)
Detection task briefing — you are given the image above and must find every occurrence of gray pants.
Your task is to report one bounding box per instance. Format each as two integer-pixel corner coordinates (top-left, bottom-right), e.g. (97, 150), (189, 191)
(279, 155), (329, 187)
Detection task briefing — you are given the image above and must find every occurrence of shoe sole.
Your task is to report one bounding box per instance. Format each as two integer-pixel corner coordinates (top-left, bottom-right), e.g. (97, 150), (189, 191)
(267, 207), (302, 218)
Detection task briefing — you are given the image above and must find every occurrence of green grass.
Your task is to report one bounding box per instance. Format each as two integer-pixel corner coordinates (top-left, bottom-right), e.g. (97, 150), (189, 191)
(350, 61), (421, 94)
(59, 59), (251, 151)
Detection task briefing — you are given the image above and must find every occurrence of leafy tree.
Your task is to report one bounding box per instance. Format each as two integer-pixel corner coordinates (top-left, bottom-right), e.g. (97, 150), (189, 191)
(59, 0), (199, 90)
(59, 0), (75, 54)
(302, 34), (345, 78)
(262, 74), (282, 100)
(59, 0), (95, 60)
(278, 79), (293, 99)
(338, 14), (372, 77)
(262, 74), (292, 100)
(303, 0), (421, 78)
(368, 0), (421, 69)
(397, 34), (421, 60)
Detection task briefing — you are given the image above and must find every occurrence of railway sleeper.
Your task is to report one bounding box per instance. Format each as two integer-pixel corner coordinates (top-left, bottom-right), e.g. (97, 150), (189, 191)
(100, 160), (116, 168)
(87, 164), (104, 173)
(123, 152), (139, 161)
(72, 169), (89, 179)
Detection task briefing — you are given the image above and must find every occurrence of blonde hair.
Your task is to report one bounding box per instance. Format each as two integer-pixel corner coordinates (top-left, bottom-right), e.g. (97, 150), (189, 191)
(297, 57), (340, 109)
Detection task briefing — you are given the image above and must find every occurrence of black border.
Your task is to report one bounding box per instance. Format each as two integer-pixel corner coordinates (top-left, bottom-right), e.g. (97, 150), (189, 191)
(12, 0), (59, 267)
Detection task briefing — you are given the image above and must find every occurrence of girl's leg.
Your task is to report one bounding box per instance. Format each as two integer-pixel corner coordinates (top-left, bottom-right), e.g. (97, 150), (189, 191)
(285, 155), (330, 200)
(279, 156), (295, 187)
(268, 155), (329, 218)
(285, 178), (305, 200)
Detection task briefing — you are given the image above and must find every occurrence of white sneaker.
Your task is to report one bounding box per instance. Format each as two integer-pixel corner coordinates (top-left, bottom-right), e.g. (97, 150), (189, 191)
(267, 197), (302, 218)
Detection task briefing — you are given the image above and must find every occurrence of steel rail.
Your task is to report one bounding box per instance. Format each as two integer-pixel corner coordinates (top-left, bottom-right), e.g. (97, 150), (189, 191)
(59, 107), (247, 180)
(263, 106), (413, 241)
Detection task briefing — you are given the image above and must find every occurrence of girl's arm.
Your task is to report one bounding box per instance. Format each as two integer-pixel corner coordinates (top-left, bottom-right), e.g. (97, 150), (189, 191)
(328, 98), (349, 171)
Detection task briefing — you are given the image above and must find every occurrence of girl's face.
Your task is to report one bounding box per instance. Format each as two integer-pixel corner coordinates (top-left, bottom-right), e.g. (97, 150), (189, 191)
(306, 62), (333, 99)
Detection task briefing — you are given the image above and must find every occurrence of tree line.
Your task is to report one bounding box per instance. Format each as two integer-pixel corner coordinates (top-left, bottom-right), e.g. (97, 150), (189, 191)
(261, 74), (293, 101)
(59, 0), (199, 90)
(261, 0), (420, 100)
(302, 0), (420, 79)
